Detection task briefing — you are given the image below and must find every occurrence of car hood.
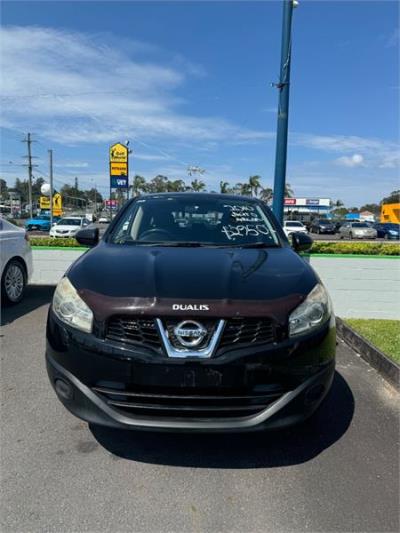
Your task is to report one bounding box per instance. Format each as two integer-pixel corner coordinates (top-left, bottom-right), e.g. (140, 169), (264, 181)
(68, 244), (318, 323)
(26, 218), (47, 225)
(53, 225), (80, 231)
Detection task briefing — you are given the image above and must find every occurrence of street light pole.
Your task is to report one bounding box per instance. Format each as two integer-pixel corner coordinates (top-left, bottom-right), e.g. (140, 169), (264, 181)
(48, 149), (54, 228)
(272, 0), (296, 224)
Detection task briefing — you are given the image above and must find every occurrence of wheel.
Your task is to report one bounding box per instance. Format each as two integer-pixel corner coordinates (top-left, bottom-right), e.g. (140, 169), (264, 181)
(1, 259), (26, 305)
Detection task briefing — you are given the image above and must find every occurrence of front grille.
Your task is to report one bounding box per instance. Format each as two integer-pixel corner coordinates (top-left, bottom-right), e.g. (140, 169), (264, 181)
(219, 318), (275, 348)
(105, 316), (276, 353)
(92, 383), (287, 419)
(106, 317), (162, 350)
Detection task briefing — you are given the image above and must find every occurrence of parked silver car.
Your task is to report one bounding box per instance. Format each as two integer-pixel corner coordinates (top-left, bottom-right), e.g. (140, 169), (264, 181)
(339, 222), (377, 240)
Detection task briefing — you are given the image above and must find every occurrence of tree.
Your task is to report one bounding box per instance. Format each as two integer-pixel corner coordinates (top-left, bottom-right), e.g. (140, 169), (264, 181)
(248, 175), (262, 197)
(219, 181), (231, 194)
(331, 207), (348, 217)
(285, 183), (294, 198)
(259, 187), (273, 203)
(237, 182), (252, 196)
(167, 179), (186, 192)
(0, 178), (8, 200)
(131, 175), (147, 197)
(359, 203), (380, 215)
(146, 175), (169, 193)
(381, 190), (400, 205)
(190, 179), (206, 192)
(13, 178), (29, 203)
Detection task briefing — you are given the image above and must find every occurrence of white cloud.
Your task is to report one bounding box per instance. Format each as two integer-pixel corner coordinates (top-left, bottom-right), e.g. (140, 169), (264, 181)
(134, 153), (171, 161)
(292, 133), (399, 170)
(0, 26), (269, 146)
(335, 153), (364, 168)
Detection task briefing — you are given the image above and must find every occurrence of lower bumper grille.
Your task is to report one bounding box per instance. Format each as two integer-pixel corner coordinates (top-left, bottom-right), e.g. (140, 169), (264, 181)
(92, 384), (286, 419)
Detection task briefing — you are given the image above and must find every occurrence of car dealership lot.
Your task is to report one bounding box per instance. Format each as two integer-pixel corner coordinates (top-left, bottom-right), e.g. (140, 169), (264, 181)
(1, 286), (399, 533)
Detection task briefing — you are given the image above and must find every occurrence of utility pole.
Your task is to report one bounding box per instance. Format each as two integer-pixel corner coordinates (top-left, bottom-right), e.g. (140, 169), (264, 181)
(22, 133), (36, 218)
(272, 0), (297, 224)
(48, 149), (54, 228)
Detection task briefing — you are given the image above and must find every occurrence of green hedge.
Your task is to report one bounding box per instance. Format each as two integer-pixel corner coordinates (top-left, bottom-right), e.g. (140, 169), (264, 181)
(30, 237), (82, 247)
(309, 242), (399, 256)
(30, 237), (400, 256)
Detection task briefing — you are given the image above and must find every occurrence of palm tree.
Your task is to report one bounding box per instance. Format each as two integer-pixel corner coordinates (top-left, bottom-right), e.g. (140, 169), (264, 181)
(285, 183), (294, 198)
(131, 175), (147, 197)
(238, 182), (252, 196)
(167, 179), (186, 192)
(248, 175), (262, 197)
(190, 179), (206, 192)
(259, 187), (273, 203)
(219, 181), (230, 194)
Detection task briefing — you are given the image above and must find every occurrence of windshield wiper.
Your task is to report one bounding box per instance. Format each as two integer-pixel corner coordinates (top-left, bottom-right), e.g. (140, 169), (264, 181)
(124, 241), (205, 247)
(227, 242), (279, 249)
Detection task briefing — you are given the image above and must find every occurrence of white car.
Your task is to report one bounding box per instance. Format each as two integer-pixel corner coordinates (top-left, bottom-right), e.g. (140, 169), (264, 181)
(49, 217), (90, 238)
(283, 220), (308, 238)
(0, 218), (33, 304)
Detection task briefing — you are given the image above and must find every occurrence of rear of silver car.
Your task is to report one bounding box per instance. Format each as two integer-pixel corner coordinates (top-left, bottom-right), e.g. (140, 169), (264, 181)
(352, 227), (377, 239)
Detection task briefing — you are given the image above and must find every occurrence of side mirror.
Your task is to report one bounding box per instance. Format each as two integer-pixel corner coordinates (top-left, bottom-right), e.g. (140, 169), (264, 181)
(75, 227), (99, 247)
(291, 231), (313, 253)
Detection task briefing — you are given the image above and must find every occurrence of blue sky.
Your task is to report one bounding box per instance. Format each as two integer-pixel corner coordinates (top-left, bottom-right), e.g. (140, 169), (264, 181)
(1, 0), (398, 205)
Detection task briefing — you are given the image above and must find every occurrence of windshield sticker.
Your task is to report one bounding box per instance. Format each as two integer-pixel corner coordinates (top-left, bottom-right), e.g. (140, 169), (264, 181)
(221, 224), (271, 241)
(224, 205), (262, 223)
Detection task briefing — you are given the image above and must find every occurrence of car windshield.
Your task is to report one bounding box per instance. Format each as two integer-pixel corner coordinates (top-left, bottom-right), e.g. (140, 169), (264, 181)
(352, 223), (369, 228)
(285, 221), (303, 227)
(36, 215), (50, 220)
(318, 220), (330, 225)
(383, 223), (399, 230)
(109, 196), (280, 247)
(57, 218), (81, 226)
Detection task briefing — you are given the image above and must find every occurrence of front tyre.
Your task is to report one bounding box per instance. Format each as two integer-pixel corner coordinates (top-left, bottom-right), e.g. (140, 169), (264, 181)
(1, 259), (26, 305)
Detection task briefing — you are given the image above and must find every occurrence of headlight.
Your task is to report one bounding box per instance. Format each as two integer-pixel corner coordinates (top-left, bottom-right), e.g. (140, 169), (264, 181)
(52, 277), (93, 333)
(389, 230), (397, 235)
(289, 283), (331, 337)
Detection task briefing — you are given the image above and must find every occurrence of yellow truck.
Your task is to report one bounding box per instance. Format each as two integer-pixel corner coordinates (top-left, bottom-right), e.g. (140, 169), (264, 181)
(380, 203), (400, 224)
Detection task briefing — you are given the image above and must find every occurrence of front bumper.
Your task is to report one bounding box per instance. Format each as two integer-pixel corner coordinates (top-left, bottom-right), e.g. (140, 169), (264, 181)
(46, 311), (336, 432)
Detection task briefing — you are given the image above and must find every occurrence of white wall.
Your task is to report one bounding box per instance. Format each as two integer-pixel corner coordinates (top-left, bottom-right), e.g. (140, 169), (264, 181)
(30, 249), (400, 319)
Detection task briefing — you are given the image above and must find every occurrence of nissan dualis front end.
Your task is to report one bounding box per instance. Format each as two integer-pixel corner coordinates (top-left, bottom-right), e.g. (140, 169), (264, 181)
(46, 193), (335, 432)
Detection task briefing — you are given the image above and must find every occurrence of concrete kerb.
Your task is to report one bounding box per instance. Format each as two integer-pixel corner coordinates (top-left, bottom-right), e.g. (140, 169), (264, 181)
(336, 317), (399, 391)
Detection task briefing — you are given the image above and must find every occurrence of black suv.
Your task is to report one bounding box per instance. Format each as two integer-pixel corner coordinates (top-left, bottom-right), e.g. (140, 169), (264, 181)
(310, 219), (336, 234)
(46, 194), (335, 431)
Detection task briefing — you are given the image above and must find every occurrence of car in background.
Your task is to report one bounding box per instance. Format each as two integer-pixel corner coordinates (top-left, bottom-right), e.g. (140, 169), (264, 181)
(49, 216), (90, 238)
(0, 218), (33, 304)
(372, 222), (400, 240)
(338, 222), (377, 240)
(283, 220), (308, 237)
(25, 214), (52, 232)
(310, 219), (336, 235)
(98, 215), (111, 224)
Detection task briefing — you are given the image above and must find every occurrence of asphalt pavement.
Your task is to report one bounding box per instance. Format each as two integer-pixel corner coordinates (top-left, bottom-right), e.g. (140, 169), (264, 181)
(1, 286), (399, 532)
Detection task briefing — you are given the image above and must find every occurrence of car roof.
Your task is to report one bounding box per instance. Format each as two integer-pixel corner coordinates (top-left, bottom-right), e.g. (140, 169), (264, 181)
(135, 192), (264, 204)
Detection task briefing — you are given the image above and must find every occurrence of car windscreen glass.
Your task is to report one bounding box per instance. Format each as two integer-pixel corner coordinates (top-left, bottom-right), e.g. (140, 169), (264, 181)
(109, 197), (280, 246)
(285, 222), (303, 227)
(384, 223), (399, 230)
(57, 218), (81, 226)
(352, 223), (369, 228)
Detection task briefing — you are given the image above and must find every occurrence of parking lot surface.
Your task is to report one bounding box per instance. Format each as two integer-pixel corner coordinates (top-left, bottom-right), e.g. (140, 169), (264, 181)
(1, 287), (399, 532)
